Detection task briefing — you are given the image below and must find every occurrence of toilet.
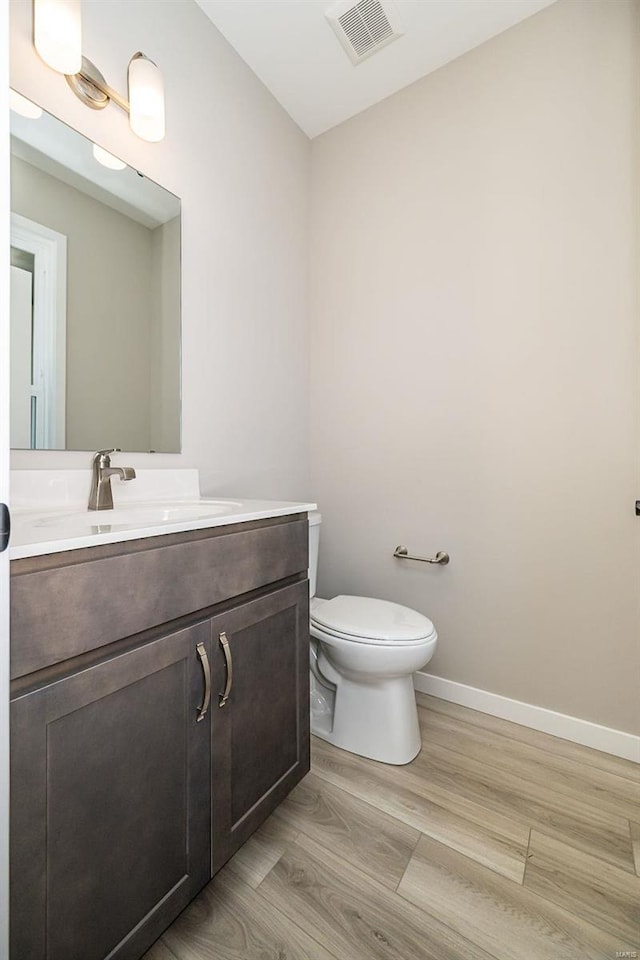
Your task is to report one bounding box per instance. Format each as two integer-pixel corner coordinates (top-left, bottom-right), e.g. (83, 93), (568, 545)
(308, 511), (437, 765)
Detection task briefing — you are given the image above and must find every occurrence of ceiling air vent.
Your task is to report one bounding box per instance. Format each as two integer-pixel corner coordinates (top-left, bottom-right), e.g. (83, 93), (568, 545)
(326, 0), (404, 65)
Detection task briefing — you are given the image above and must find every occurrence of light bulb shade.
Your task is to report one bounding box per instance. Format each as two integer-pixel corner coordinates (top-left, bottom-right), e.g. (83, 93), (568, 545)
(128, 53), (165, 143)
(10, 90), (43, 119)
(33, 0), (82, 75)
(92, 144), (127, 170)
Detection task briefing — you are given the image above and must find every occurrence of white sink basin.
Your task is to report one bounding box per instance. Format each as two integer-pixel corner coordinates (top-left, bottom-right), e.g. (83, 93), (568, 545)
(9, 486), (317, 561)
(30, 499), (244, 529)
(9, 471), (317, 560)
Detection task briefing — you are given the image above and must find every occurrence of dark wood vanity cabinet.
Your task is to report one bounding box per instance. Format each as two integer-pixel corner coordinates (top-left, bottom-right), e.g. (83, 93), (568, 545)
(11, 622), (212, 960)
(210, 580), (310, 873)
(10, 515), (310, 960)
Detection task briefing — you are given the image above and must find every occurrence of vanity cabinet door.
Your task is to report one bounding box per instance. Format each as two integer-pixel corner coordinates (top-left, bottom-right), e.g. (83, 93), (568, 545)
(210, 580), (310, 874)
(11, 622), (212, 960)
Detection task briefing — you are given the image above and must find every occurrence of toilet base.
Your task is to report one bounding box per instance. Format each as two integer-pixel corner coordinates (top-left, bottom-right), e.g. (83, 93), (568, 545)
(311, 673), (422, 765)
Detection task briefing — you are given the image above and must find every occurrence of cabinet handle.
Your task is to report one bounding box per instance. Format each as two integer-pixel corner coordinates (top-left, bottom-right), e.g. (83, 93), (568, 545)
(218, 631), (233, 707)
(196, 642), (211, 722)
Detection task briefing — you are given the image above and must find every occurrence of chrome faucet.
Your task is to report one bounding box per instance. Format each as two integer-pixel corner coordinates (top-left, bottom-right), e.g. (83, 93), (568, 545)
(88, 448), (136, 510)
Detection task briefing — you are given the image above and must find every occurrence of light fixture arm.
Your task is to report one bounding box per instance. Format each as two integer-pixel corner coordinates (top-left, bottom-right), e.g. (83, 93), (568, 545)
(65, 55), (129, 113)
(78, 67), (130, 113)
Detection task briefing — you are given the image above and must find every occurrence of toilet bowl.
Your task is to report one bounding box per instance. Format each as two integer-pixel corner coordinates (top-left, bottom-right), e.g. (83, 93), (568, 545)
(308, 513), (437, 765)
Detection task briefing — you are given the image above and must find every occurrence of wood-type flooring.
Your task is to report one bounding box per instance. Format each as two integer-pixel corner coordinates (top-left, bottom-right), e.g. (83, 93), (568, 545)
(144, 693), (640, 960)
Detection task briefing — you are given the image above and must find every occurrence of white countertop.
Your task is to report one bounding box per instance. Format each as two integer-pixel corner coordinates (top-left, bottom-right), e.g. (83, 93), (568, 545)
(9, 469), (316, 560)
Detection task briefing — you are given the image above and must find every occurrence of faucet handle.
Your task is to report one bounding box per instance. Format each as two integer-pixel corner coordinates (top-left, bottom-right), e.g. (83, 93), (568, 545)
(93, 448), (120, 466)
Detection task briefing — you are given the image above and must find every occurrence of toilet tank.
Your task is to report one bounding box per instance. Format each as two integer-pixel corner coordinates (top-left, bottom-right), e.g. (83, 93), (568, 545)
(308, 511), (322, 598)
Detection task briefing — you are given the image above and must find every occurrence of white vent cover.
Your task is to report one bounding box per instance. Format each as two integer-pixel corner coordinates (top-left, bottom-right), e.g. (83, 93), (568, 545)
(325, 0), (404, 65)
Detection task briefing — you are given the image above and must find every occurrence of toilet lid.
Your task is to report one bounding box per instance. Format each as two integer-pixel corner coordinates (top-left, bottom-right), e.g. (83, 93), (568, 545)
(310, 595), (435, 644)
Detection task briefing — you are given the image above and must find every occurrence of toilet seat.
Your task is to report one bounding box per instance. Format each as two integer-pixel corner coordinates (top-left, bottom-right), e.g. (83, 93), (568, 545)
(310, 595), (436, 646)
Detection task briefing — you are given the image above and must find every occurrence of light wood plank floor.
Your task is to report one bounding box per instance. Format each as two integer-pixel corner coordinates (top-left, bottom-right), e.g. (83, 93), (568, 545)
(144, 694), (640, 960)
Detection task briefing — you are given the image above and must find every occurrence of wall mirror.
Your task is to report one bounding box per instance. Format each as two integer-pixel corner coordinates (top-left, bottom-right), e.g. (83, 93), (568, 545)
(10, 92), (181, 453)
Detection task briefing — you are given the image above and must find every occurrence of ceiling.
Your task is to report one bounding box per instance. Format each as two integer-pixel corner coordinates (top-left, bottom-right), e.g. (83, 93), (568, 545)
(195, 0), (557, 138)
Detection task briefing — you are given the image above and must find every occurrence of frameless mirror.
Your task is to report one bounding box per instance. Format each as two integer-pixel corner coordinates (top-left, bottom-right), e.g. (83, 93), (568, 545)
(9, 91), (181, 452)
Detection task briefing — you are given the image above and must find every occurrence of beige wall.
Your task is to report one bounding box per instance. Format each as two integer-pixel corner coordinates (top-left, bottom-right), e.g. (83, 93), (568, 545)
(11, 155), (154, 451)
(10, 0), (310, 499)
(310, 0), (640, 734)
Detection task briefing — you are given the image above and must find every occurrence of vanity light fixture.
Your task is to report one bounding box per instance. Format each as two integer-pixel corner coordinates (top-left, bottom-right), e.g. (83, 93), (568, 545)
(128, 54), (166, 142)
(9, 90), (43, 119)
(34, 0), (82, 75)
(92, 144), (127, 171)
(32, 0), (166, 143)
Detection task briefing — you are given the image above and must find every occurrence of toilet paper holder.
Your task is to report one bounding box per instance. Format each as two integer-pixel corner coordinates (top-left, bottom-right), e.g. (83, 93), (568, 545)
(393, 545), (450, 565)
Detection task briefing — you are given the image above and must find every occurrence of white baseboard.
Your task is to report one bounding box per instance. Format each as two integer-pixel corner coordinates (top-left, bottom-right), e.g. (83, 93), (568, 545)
(414, 672), (640, 764)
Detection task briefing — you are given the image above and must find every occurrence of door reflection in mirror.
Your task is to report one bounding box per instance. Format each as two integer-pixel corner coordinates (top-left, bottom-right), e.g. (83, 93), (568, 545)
(10, 215), (67, 449)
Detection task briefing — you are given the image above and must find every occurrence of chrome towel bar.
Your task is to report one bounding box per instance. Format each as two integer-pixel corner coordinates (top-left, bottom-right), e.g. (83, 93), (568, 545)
(393, 545), (450, 565)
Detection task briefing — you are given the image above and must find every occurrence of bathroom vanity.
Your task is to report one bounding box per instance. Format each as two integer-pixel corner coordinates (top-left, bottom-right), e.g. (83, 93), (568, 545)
(9, 473), (315, 960)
